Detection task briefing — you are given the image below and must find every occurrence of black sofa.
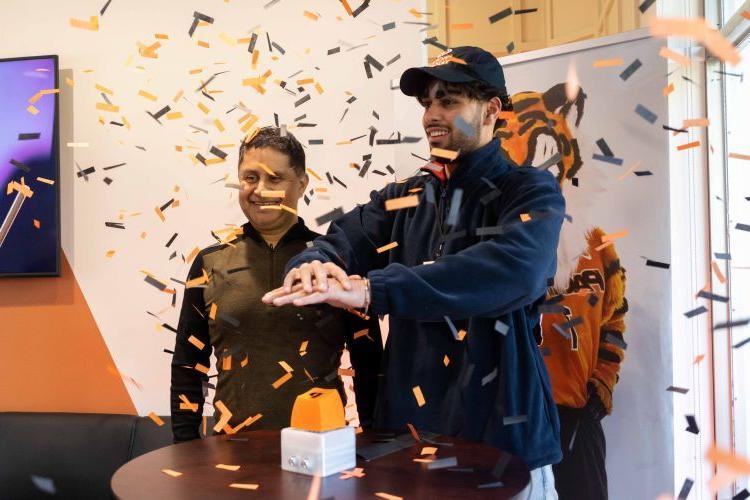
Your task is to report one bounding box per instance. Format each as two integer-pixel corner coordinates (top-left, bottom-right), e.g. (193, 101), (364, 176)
(0, 412), (186, 499)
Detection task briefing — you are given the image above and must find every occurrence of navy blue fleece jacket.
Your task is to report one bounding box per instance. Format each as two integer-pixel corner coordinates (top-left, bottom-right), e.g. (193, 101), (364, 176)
(286, 138), (565, 469)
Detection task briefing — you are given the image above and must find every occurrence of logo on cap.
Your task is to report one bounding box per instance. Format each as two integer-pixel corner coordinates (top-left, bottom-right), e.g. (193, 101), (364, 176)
(428, 49), (454, 67)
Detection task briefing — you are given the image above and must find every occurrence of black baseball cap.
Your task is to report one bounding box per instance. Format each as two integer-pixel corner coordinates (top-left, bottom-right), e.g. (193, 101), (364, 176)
(400, 46), (506, 97)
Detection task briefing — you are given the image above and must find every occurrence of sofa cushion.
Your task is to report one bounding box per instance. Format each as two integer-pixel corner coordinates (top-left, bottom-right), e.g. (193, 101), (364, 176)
(0, 412), (136, 499)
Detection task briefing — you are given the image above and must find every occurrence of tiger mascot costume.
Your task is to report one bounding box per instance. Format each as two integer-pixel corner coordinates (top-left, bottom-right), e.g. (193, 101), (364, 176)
(498, 83), (628, 500)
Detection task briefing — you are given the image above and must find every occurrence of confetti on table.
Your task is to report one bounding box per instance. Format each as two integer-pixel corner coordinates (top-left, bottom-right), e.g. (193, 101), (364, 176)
(161, 469), (182, 478)
(421, 446), (438, 456)
(375, 493), (403, 500)
(216, 464), (241, 471)
(230, 483), (259, 490)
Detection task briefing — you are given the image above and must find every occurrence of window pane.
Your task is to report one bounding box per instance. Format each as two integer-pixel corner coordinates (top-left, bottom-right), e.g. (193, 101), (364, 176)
(724, 41), (750, 492)
(722, 0), (747, 25)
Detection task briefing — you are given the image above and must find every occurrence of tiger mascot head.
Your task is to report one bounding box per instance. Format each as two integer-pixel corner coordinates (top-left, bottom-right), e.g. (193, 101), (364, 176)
(496, 83), (586, 185)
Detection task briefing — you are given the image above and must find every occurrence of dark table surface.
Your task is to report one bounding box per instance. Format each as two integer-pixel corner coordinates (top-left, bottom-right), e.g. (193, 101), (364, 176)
(111, 430), (530, 499)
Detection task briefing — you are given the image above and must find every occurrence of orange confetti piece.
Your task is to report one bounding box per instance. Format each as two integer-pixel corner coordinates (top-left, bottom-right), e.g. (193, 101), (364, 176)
(240, 355), (249, 368)
(216, 464), (241, 471)
(209, 303), (218, 320)
(272, 372), (293, 389)
(451, 23), (474, 30)
(375, 493), (403, 500)
(178, 394), (198, 412)
(279, 360), (294, 373)
(376, 242), (399, 253)
(69, 15), (99, 31)
(421, 446), (437, 455)
(602, 229), (629, 242)
(443, 355), (450, 366)
(186, 246), (200, 264)
(412, 386), (426, 407)
(663, 82), (675, 96)
(694, 354), (705, 364)
(385, 195), (419, 211)
(155, 206), (165, 222)
(222, 355), (232, 371)
(683, 118), (710, 128)
(353, 329), (369, 340)
(166, 111), (183, 120)
(148, 412), (165, 426)
(36, 177), (55, 185)
(677, 140), (701, 151)
(188, 335), (205, 350)
(705, 445), (750, 474)
(430, 147), (459, 161)
(711, 261), (726, 284)
(650, 17), (741, 66)
(338, 368), (355, 377)
(27, 105), (39, 115)
(408, 7), (421, 18)
(96, 102), (120, 113)
(457, 329), (467, 341)
(406, 422), (421, 442)
(213, 400), (233, 433)
(340, 0), (354, 16)
(659, 46), (691, 67)
(520, 213), (532, 222)
(230, 483), (259, 490)
(234, 413), (263, 432)
(32, 219), (41, 229)
(161, 469), (182, 477)
(105, 250), (116, 258)
(195, 363), (209, 375)
(303, 10), (319, 21)
(306, 167), (323, 181)
(592, 57), (624, 67)
(729, 152), (750, 161)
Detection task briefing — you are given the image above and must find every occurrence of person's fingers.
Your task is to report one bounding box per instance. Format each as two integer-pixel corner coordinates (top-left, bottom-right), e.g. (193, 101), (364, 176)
(261, 286), (286, 304)
(325, 263), (352, 290)
(299, 262), (314, 292)
(282, 268), (299, 293)
(292, 291), (326, 307)
(271, 288), (311, 306)
(312, 261), (328, 292)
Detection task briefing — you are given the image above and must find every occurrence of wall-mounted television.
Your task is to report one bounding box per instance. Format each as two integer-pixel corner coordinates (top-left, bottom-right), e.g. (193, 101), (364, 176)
(0, 54), (60, 277)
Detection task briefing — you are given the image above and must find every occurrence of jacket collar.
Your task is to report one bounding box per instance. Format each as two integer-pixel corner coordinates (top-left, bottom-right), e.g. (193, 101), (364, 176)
(420, 137), (506, 186)
(242, 217), (317, 246)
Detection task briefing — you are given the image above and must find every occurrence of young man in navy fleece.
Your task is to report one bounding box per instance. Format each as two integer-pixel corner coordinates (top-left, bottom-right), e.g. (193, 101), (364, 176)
(264, 46), (565, 498)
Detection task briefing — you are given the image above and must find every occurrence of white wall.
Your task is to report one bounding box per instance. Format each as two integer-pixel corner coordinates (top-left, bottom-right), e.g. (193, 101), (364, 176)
(0, 0), (427, 415)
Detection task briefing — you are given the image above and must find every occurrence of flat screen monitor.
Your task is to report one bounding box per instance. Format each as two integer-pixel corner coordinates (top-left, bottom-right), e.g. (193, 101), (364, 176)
(0, 54), (60, 277)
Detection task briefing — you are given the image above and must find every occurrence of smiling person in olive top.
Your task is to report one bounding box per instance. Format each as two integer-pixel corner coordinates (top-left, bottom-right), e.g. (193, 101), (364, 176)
(170, 126), (381, 442)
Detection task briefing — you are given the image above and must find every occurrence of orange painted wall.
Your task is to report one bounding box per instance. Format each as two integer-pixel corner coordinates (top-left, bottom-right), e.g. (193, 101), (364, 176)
(0, 252), (136, 414)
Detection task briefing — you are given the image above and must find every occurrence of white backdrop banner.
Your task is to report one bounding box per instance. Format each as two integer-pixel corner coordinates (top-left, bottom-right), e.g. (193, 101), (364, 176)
(499, 30), (672, 500)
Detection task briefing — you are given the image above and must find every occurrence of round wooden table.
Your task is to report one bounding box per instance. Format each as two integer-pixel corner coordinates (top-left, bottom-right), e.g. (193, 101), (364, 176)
(112, 430), (530, 499)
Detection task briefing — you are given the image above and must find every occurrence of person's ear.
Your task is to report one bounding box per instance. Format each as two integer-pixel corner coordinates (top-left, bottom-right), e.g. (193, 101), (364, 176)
(298, 172), (309, 196)
(485, 97), (502, 125)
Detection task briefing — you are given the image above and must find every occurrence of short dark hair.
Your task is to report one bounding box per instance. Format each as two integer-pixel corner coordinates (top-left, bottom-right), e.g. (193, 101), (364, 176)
(238, 126), (306, 176)
(418, 78), (514, 130)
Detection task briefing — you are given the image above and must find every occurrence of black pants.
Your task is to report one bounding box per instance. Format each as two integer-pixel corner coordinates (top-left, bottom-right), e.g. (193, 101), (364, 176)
(552, 405), (608, 500)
